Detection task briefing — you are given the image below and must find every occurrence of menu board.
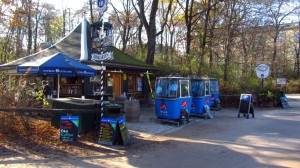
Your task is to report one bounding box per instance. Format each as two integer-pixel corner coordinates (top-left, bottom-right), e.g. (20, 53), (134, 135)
(239, 94), (252, 114)
(204, 105), (215, 119)
(60, 116), (79, 142)
(98, 118), (117, 146)
(118, 117), (130, 146)
(280, 96), (289, 108)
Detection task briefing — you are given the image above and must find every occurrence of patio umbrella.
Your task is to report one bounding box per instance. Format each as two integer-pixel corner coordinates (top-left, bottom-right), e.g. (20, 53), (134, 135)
(17, 52), (96, 98)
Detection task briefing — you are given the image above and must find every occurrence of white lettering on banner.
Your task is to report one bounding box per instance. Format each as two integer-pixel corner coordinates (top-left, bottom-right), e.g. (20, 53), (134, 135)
(42, 69), (72, 74)
(91, 52), (114, 61)
(77, 70), (94, 75)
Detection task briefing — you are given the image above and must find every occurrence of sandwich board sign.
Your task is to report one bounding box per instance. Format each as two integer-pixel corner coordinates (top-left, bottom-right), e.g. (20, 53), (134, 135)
(238, 94), (254, 119)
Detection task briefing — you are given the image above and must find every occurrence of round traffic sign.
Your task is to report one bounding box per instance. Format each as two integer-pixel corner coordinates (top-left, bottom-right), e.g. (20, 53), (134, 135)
(256, 64), (270, 79)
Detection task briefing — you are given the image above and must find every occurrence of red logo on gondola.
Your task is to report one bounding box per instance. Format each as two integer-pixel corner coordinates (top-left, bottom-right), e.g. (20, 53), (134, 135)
(160, 103), (167, 110)
(182, 100), (188, 107)
(205, 98), (209, 104)
(191, 101), (195, 107)
(211, 96), (215, 101)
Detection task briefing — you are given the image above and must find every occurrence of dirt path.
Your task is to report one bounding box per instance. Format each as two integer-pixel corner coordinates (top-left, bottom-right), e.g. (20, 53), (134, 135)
(1, 95), (300, 168)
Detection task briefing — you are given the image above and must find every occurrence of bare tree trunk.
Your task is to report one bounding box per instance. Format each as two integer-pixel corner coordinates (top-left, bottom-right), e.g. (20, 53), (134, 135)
(170, 30), (174, 64)
(272, 33), (278, 77)
(197, 0), (211, 76)
(33, 0), (41, 53)
(138, 22), (143, 49)
(1, 26), (13, 63)
(295, 22), (300, 78)
(223, 1), (235, 82)
(134, 0), (172, 64)
(208, 33), (213, 76)
(165, 29), (169, 57)
(89, 0), (94, 23)
(184, 0), (194, 55)
(223, 35), (231, 81)
(34, 12), (38, 53)
(26, 0), (33, 55)
(63, 9), (66, 37)
(298, 38), (300, 78)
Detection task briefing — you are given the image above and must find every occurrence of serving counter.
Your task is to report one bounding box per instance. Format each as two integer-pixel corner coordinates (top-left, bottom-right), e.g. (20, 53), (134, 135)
(51, 98), (99, 134)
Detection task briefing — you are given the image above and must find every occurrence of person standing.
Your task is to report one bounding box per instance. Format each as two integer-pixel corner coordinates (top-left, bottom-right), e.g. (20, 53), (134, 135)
(42, 80), (51, 99)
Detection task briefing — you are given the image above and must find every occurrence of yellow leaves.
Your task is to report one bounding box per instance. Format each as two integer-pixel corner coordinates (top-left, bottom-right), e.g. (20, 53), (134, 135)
(0, 113), (60, 145)
(0, 0), (14, 5)
(8, 18), (26, 27)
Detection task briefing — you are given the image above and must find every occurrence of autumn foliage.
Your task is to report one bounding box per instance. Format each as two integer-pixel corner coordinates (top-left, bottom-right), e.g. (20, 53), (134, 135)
(0, 76), (60, 146)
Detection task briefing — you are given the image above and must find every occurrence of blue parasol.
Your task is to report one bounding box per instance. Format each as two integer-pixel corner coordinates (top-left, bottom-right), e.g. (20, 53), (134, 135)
(17, 52), (96, 97)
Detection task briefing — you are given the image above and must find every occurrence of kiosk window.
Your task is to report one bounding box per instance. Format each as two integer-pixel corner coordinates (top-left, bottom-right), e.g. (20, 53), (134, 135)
(128, 75), (136, 92)
(137, 77), (142, 91)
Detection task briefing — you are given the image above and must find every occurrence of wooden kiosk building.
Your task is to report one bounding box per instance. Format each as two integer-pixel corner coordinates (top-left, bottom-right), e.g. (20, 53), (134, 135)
(0, 18), (157, 103)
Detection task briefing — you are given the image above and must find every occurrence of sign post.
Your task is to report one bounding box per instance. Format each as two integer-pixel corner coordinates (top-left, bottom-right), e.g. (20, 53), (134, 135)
(97, 0), (108, 113)
(256, 64), (270, 90)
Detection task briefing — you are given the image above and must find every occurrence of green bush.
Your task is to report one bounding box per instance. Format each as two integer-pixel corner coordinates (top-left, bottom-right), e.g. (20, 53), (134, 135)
(287, 79), (300, 93)
(258, 87), (282, 103)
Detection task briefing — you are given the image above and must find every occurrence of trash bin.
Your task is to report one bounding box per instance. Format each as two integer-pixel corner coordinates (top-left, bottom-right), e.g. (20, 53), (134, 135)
(103, 103), (123, 118)
(51, 98), (98, 134)
(114, 96), (127, 108)
(124, 100), (140, 122)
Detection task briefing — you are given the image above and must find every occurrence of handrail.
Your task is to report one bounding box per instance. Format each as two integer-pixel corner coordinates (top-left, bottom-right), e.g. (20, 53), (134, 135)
(0, 108), (101, 114)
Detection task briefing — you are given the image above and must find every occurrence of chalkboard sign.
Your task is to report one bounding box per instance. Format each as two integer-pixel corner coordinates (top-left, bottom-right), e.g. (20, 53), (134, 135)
(239, 94), (251, 114)
(118, 117), (130, 146)
(280, 96), (289, 108)
(97, 117), (130, 146)
(238, 94), (255, 119)
(60, 116), (79, 142)
(98, 118), (117, 146)
(204, 105), (215, 119)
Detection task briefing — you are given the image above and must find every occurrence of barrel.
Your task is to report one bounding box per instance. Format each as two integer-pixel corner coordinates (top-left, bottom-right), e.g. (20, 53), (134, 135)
(115, 95), (127, 108)
(124, 100), (140, 122)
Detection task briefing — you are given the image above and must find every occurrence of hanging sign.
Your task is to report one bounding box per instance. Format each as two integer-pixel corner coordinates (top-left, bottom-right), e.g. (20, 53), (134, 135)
(256, 64), (270, 79)
(98, 0), (105, 8)
(98, 0), (108, 12)
(91, 52), (114, 61)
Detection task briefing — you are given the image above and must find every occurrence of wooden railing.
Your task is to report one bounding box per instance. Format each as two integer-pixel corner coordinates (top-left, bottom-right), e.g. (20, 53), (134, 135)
(0, 108), (100, 114)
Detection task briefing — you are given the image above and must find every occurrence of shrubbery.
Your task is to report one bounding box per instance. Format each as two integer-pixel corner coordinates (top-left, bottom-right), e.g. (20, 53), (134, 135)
(0, 76), (49, 108)
(287, 79), (300, 93)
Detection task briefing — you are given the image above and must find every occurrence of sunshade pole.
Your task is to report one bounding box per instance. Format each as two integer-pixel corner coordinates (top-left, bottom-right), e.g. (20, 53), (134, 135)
(58, 74), (60, 98)
(100, 61), (104, 112)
